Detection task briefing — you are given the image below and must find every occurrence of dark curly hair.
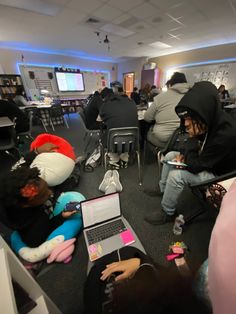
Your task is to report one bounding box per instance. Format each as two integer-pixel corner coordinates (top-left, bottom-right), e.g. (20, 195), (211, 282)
(0, 167), (40, 208)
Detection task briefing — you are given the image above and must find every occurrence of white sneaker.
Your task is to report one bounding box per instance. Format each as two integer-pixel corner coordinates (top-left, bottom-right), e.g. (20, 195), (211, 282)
(99, 170), (113, 192)
(105, 181), (117, 194)
(112, 170), (123, 192)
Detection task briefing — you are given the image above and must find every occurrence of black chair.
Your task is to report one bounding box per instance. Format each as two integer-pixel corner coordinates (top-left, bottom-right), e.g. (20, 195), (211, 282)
(183, 169), (236, 226)
(0, 125), (21, 159)
(16, 110), (34, 140)
(49, 104), (69, 129)
(104, 127), (142, 185)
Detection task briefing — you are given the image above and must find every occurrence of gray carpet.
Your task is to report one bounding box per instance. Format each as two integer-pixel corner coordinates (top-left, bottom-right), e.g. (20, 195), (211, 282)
(0, 113), (215, 314)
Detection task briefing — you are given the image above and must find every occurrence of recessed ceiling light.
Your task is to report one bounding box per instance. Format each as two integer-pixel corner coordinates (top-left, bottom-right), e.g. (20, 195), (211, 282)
(149, 41), (172, 48)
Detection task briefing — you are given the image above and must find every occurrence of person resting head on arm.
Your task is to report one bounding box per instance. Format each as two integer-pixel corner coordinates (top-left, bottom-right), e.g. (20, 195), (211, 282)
(0, 167), (76, 247)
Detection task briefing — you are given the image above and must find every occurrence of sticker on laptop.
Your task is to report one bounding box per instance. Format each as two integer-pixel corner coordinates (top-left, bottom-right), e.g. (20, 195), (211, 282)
(88, 244), (103, 261)
(120, 229), (135, 246)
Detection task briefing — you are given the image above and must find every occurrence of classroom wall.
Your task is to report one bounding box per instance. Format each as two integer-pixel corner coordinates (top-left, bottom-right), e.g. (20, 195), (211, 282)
(0, 48), (117, 82)
(117, 57), (147, 89)
(149, 43), (236, 71)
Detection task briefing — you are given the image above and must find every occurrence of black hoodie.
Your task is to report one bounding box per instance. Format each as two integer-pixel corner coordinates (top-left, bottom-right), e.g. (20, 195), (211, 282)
(175, 81), (236, 175)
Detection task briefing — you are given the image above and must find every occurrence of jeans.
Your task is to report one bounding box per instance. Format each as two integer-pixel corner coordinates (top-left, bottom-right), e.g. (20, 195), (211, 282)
(159, 151), (215, 215)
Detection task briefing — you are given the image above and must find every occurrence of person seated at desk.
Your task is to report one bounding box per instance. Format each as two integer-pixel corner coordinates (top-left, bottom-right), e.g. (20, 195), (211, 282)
(0, 99), (29, 138)
(130, 87), (141, 105)
(149, 85), (160, 101)
(218, 84), (230, 100)
(84, 91), (103, 130)
(144, 72), (189, 149)
(84, 246), (209, 314)
(0, 167), (76, 247)
(100, 89), (138, 169)
(145, 81), (236, 225)
(13, 86), (29, 107)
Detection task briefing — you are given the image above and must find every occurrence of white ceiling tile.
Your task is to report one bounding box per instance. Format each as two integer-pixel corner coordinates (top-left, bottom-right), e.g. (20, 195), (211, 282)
(131, 2), (161, 19)
(93, 4), (123, 21)
(112, 13), (133, 25)
(67, 0), (102, 12)
(107, 0), (144, 11)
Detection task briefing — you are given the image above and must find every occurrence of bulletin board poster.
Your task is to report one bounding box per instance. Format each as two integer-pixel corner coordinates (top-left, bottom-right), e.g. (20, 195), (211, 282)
(171, 63), (235, 92)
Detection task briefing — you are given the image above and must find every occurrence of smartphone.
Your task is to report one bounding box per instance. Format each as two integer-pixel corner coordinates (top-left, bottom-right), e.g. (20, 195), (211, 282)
(166, 161), (187, 167)
(64, 201), (81, 212)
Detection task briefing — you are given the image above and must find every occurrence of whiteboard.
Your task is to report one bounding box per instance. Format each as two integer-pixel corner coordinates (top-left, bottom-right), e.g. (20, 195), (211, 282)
(168, 62), (236, 95)
(19, 65), (109, 97)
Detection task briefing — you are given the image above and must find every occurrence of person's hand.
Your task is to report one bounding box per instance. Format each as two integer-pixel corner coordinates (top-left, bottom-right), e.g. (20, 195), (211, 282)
(36, 142), (59, 154)
(61, 210), (77, 218)
(100, 258), (141, 282)
(173, 154), (185, 163)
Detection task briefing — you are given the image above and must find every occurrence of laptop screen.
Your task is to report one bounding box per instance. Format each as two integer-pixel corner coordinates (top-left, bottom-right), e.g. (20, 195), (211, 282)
(81, 193), (121, 228)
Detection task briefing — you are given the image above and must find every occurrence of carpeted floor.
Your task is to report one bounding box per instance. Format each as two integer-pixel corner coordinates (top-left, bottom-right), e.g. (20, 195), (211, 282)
(0, 113), (215, 314)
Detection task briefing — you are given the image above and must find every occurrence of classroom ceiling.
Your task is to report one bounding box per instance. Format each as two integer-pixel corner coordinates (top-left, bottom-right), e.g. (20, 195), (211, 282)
(0, 0), (236, 62)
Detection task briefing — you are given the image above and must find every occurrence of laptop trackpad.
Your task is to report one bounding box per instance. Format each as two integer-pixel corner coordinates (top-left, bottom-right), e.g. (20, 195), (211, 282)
(88, 234), (124, 261)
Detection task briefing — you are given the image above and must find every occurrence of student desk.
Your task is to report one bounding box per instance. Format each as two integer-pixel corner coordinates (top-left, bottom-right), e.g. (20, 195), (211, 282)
(0, 116), (14, 127)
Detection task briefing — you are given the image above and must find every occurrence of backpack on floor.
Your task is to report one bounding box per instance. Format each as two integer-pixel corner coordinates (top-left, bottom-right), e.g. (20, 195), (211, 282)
(79, 129), (102, 172)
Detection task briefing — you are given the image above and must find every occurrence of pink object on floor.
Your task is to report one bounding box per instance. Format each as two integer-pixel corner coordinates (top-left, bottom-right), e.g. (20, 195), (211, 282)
(47, 238), (76, 263)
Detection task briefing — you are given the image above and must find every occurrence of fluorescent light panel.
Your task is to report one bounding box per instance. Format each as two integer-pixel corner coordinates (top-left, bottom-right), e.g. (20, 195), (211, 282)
(149, 41), (172, 48)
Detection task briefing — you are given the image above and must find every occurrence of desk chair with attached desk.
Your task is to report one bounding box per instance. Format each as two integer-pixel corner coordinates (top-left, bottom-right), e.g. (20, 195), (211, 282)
(182, 169), (236, 229)
(104, 127), (142, 185)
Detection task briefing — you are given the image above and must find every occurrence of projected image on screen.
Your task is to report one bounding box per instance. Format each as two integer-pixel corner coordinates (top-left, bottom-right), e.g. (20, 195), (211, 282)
(55, 72), (85, 92)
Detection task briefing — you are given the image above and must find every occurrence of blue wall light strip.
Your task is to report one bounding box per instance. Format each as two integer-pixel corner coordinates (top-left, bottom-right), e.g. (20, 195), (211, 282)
(167, 57), (236, 71)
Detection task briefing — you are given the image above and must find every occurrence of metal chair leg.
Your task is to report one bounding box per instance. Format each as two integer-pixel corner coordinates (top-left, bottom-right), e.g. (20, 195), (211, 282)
(104, 152), (108, 171)
(63, 116), (69, 128)
(136, 150), (142, 186)
(49, 118), (55, 131)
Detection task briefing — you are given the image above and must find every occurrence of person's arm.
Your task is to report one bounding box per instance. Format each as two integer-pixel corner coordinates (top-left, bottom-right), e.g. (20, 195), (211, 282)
(100, 247), (153, 282)
(144, 98), (158, 122)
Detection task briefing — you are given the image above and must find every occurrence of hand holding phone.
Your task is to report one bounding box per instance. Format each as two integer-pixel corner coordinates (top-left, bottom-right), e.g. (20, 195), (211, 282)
(64, 201), (81, 212)
(166, 161), (187, 168)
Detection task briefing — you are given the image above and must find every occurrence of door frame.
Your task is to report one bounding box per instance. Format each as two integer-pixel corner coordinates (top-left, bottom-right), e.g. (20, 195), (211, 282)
(123, 72), (135, 97)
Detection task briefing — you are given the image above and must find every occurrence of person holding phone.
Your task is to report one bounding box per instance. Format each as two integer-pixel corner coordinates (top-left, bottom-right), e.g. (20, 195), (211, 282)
(145, 81), (236, 225)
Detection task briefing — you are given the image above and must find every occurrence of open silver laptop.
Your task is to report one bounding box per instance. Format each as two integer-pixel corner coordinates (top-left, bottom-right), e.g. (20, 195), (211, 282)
(81, 192), (135, 261)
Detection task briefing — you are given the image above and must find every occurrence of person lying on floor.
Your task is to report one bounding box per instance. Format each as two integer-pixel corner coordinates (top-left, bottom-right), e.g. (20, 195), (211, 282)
(0, 167), (77, 247)
(145, 81), (236, 225)
(83, 246), (210, 314)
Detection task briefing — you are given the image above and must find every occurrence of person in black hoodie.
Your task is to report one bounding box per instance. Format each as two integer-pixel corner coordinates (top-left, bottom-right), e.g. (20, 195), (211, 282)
(145, 81), (236, 225)
(84, 91), (103, 130)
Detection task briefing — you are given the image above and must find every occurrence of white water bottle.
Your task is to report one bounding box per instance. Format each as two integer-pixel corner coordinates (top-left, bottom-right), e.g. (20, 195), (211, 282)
(173, 214), (185, 235)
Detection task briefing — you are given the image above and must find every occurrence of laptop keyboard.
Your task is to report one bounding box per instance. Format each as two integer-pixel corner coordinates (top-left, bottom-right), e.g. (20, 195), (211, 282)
(86, 219), (127, 245)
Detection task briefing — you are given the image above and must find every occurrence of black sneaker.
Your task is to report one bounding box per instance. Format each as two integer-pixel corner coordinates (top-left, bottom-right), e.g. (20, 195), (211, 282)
(144, 211), (175, 225)
(120, 160), (128, 168)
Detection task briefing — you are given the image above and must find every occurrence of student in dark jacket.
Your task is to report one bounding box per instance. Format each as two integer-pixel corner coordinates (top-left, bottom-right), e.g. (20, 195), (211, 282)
(83, 246), (209, 314)
(130, 87), (141, 105)
(100, 91), (138, 169)
(145, 81), (236, 225)
(84, 91), (103, 130)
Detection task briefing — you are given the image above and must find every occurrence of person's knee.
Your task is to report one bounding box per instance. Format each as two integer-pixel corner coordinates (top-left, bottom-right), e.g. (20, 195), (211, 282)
(164, 151), (179, 161)
(167, 169), (185, 187)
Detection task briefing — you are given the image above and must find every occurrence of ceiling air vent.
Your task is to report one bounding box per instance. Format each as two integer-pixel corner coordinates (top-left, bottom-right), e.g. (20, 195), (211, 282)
(86, 17), (100, 24)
